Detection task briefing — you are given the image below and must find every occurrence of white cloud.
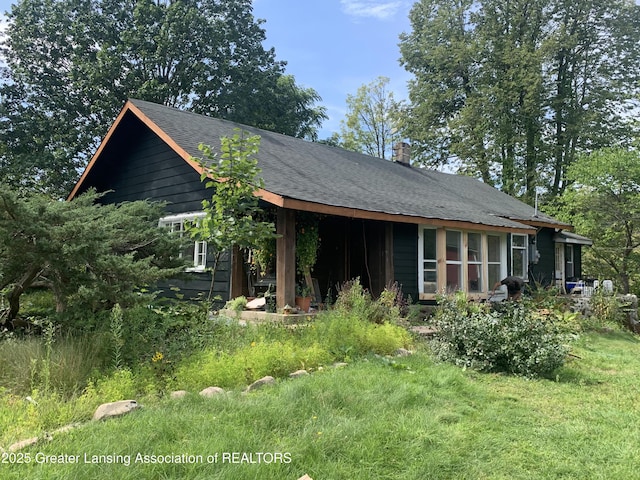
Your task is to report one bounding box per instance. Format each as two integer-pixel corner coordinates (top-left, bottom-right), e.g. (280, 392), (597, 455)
(340, 0), (403, 20)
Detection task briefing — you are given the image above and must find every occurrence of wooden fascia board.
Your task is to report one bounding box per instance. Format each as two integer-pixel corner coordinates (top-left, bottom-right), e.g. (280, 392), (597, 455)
(518, 218), (573, 230)
(258, 196), (534, 235)
(125, 101), (205, 175)
(67, 102), (132, 200)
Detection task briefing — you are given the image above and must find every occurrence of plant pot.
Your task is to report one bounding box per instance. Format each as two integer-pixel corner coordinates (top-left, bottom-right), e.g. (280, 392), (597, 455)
(295, 296), (311, 313)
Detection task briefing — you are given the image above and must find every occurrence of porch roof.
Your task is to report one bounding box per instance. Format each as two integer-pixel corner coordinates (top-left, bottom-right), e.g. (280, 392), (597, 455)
(70, 99), (572, 233)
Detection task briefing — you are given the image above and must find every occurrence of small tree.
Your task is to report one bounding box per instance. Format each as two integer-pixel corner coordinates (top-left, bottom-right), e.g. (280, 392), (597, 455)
(0, 187), (185, 327)
(553, 148), (640, 294)
(188, 130), (276, 301)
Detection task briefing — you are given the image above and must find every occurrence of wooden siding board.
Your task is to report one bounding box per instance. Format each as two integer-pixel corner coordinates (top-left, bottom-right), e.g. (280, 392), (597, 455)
(530, 229), (556, 287)
(393, 223), (418, 301)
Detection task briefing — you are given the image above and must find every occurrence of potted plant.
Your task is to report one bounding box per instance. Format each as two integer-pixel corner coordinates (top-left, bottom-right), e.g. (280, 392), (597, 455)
(295, 283), (313, 313)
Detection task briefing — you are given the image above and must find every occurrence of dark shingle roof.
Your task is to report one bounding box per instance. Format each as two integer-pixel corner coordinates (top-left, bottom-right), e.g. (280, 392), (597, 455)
(127, 99), (567, 230)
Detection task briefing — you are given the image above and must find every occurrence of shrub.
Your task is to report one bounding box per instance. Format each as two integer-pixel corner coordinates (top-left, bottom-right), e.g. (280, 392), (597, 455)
(225, 296), (248, 312)
(333, 278), (406, 324)
(431, 293), (572, 378)
(587, 288), (625, 330)
(310, 310), (411, 360)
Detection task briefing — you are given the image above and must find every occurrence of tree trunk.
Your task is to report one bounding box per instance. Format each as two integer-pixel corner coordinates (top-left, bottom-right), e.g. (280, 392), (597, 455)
(1, 266), (43, 327)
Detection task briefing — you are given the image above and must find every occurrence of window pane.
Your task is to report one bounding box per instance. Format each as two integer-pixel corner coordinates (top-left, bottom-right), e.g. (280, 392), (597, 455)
(468, 264), (482, 292)
(423, 229), (437, 260)
(446, 231), (461, 261)
(446, 264), (461, 291)
(513, 249), (525, 278)
(468, 233), (482, 262)
(489, 264), (501, 289)
(512, 235), (526, 248)
(488, 235), (501, 262)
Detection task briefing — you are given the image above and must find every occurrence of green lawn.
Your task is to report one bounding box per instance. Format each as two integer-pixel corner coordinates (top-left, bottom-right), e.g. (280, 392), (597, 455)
(2, 331), (640, 479)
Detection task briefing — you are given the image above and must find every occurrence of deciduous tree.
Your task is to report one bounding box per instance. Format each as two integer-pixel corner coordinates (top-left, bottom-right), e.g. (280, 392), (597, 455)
(399, 0), (640, 200)
(337, 76), (402, 160)
(187, 130), (276, 301)
(552, 148), (640, 294)
(0, 0), (326, 197)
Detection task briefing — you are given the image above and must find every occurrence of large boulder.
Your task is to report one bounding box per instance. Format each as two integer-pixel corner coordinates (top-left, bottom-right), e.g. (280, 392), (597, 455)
(92, 400), (140, 421)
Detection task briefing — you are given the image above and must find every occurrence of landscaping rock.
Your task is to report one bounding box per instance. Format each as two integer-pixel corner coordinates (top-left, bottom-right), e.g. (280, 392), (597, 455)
(170, 390), (189, 399)
(289, 369), (309, 378)
(333, 362), (348, 368)
(50, 423), (81, 436)
(92, 400), (140, 421)
(395, 348), (412, 357)
(199, 387), (225, 398)
(245, 376), (275, 392)
(298, 475), (314, 480)
(9, 437), (38, 452)
(246, 297), (266, 310)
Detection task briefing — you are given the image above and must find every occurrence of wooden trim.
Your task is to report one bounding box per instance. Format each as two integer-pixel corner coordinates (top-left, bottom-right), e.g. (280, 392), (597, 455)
(518, 218), (572, 230)
(67, 103), (132, 200)
(67, 100), (206, 201)
(276, 208), (296, 309)
(270, 197), (534, 235)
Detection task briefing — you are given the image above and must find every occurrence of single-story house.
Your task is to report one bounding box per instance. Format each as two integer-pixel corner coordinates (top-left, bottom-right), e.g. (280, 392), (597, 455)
(68, 99), (591, 307)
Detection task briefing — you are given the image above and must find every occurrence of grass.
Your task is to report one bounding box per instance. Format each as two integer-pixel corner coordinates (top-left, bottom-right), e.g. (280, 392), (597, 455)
(2, 330), (640, 479)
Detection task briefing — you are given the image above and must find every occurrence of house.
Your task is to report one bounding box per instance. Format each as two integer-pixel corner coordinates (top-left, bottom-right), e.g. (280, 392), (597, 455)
(68, 99), (591, 307)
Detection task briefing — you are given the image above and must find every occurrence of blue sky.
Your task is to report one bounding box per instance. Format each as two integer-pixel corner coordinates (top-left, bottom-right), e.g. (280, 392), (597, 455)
(0, 0), (414, 139)
(252, 0), (414, 138)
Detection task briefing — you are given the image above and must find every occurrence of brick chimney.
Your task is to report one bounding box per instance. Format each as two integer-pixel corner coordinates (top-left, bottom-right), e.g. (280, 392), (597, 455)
(392, 142), (411, 166)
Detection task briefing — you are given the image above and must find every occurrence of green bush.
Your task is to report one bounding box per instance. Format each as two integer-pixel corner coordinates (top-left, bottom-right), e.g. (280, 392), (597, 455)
(587, 289), (625, 330)
(333, 277), (405, 324)
(310, 310), (411, 360)
(431, 293), (572, 377)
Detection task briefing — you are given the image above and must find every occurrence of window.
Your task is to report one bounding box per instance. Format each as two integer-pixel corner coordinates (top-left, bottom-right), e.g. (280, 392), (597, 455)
(446, 230), (462, 291)
(159, 212), (207, 272)
(467, 232), (483, 292)
(422, 228), (438, 293)
(487, 235), (502, 290)
(418, 228), (507, 299)
(511, 234), (528, 279)
(565, 245), (574, 279)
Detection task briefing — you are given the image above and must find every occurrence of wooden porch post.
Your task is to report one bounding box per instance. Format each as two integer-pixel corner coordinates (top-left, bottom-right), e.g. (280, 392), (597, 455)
(276, 208), (296, 309)
(229, 245), (246, 299)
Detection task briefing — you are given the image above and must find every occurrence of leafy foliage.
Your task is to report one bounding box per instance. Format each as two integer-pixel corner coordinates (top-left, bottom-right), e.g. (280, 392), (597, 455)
(552, 148), (640, 294)
(336, 76), (403, 160)
(0, 0), (326, 196)
(187, 130), (276, 300)
(0, 186), (185, 326)
(399, 0), (640, 199)
(431, 293), (573, 377)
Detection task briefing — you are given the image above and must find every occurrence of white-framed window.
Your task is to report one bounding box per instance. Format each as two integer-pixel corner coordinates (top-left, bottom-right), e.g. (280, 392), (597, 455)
(511, 234), (528, 279)
(565, 245), (574, 279)
(487, 234), (503, 291)
(467, 232), (483, 293)
(446, 230), (462, 292)
(419, 228), (438, 294)
(158, 212), (208, 272)
(419, 227), (508, 299)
